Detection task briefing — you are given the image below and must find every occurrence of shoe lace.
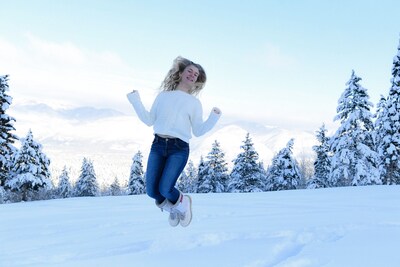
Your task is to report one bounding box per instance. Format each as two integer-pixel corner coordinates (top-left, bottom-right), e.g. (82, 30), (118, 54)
(170, 212), (179, 220)
(178, 211), (186, 221)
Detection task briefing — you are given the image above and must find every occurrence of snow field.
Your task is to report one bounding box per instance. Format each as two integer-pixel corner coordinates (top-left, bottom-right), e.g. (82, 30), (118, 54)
(1, 185), (400, 267)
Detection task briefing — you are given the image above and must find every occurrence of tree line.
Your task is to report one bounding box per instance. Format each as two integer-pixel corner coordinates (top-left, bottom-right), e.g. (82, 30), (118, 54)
(1, 36), (400, 203)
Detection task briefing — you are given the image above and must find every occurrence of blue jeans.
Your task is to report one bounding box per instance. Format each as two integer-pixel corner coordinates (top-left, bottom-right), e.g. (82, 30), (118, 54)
(145, 135), (189, 204)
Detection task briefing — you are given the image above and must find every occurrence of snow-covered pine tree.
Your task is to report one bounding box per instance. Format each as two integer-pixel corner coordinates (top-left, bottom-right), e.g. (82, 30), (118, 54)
(228, 133), (264, 192)
(307, 124), (331, 189)
(110, 176), (122, 196)
(198, 140), (229, 193)
(375, 38), (400, 185)
(58, 166), (72, 198)
(177, 170), (188, 192)
(258, 161), (268, 190)
(0, 75), (18, 188)
(185, 160), (198, 193)
(128, 151), (145, 195)
(266, 139), (301, 191)
(7, 130), (51, 201)
(329, 70), (381, 187)
(196, 156), (208, 193)
(74, 158), (99, 197)
(374, 94), (387, 150)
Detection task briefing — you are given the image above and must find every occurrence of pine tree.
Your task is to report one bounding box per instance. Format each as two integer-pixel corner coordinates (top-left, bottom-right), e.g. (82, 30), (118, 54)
(266, 139), (301, 191)
(58, 166), (72, 198)
(329, 70), (381, 187)
(258, 161), (268, 190)
(0, 75), (18, 188)
(74, 158), (99, 197)
(178, 160), (201, 193)
(196, 156), (208, 193)
(110, 176), (122, 196)
(375, 38), (400, 184)
(185, 160), (198, 193)
(228, 133), (264, 192)
(128, 151), (145, 195)
(7, 130), (51, 201)
(198, 140), (229, 193)
(307, 124), (331, 189)
(177, 170), (188, 193)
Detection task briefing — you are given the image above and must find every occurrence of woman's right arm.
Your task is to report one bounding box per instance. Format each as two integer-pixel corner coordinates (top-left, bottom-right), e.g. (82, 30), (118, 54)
(126, 91), (157, 126)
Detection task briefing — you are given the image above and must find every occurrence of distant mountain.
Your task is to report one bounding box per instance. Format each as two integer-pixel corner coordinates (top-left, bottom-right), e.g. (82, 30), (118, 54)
(11, 103), (125, 121)
(59, 106), (125, 121)
(8, 102), (318, 184)
(191, 120), (317, 168)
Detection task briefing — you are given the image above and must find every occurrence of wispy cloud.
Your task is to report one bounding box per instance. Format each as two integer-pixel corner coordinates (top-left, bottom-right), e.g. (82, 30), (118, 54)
(0, 34), (158, 111)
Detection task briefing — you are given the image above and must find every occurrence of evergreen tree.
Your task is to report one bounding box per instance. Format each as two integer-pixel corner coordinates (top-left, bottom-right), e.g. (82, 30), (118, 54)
(329, 70), (381, 187)
(307, 124), (331, 189)
(196, 156), (208, 193)
(178, 160), (200, 193)
(110, 176), (122, 196)
(7, 130), (51, 201)
(374, 94), (387, 153)
(228, 133), (264, 192)
(128, 151), (145, 195)
(185, 160), (198, 193)
(177, 170), (189, 192)
(58, 166), (72, 198)
(198, 140), (229, 193)
(375, 39), (400, 184)
(266, 139), (301, 191)
(74, 158), (99, 197)
(258, 161), (268, 191)
(0, 75), (18, 188)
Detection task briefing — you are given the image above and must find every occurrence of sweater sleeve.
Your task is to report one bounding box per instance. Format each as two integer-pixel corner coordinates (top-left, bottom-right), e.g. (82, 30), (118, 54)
(191, 100), (221, 137)
(127, 91), (158, 126)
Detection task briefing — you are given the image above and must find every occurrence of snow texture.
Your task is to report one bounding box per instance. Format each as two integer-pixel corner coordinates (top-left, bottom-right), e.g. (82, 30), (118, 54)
(1, 186), (400, 267)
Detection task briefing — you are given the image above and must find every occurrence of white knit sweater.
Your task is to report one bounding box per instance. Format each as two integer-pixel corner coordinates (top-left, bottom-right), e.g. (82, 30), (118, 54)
(127, 90), (221, 143)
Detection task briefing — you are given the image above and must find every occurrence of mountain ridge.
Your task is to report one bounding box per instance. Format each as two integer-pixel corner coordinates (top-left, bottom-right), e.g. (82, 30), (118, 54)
(8, 102), (318, 184)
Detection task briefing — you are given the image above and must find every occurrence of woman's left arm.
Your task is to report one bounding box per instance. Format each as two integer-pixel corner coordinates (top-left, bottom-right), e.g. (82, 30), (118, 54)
(191, 101), (222, 137)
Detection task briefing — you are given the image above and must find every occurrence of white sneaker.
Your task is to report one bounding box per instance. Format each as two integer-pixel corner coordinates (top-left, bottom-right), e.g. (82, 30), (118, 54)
(173, 194), (192, 227)
(168, 211), (180, 227)
(155, 199), (180, 227)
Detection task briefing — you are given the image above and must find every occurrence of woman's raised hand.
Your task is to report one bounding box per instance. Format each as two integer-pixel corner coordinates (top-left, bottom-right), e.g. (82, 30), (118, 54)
(212, 107), (221, 115)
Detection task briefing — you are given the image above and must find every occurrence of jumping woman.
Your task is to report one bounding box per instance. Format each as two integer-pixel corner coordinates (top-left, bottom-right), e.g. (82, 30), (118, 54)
(127, 56), (221, 227)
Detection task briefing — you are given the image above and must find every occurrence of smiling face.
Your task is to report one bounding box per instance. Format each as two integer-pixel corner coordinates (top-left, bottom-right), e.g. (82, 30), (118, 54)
(180, 65), (199, 86)
(160, 56), (206, 95)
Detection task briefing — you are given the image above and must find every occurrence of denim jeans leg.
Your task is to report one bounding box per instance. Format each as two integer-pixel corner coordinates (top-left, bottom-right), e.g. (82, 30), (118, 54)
(159, 140), (189, 203)
(145, 145), (167, 203)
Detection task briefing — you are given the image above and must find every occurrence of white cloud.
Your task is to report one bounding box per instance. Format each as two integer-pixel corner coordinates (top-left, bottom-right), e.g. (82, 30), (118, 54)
(0, 35), (159, 112)
(0, 35), (331, 132)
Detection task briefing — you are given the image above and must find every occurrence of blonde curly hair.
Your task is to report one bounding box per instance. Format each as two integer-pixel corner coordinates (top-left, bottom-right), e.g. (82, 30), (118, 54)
(160, 56), (206, 95)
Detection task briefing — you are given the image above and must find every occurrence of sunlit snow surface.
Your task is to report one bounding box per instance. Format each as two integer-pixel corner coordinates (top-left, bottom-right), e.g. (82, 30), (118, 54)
(1, 186), (400, 267)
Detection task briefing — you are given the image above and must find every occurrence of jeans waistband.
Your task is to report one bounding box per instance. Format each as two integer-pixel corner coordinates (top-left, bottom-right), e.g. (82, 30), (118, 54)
(155, 134), (177, 139)
(154, 134), (188, 144)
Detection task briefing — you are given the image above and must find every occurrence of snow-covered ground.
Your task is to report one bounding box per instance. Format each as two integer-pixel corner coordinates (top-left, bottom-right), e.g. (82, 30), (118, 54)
(1, 185), (400, 267)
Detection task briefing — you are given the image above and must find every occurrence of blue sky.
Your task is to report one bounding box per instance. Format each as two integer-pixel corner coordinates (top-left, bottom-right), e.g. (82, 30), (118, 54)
(1, 0), (399, 131)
